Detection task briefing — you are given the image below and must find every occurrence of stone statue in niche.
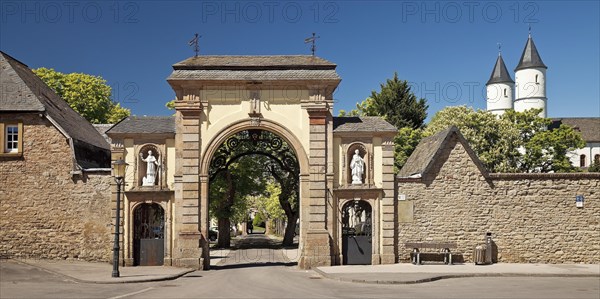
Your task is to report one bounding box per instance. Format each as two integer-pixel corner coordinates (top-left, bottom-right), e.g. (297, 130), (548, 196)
(140, 150), (160, 186)
(350, 149), (365, 184)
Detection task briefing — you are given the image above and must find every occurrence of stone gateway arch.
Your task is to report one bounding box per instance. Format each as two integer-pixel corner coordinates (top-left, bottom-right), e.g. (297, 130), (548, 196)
(105, 55), (397, 270)
(166, 55), (397, 269)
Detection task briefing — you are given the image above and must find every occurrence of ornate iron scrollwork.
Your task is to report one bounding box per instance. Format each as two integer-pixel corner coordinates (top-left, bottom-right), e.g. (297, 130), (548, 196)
(209, 130), (299, 180)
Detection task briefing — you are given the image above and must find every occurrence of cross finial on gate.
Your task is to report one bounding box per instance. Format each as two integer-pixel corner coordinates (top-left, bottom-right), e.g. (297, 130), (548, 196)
(189, 33), (201, 57)
(304, 33), (320, 56)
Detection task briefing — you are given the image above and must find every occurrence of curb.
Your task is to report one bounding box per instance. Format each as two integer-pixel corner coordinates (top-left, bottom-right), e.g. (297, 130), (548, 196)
(313, 268), (600, 285)
(14, 259), (196, 284)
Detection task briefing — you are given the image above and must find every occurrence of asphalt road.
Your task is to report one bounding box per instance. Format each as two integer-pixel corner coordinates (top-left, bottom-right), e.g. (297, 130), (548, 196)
(2, 235), (599, 299)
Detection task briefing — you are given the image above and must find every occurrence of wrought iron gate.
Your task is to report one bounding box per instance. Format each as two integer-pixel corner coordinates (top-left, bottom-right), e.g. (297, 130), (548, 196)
(341, 200), (372, 265)
(133, 203), (164, 266)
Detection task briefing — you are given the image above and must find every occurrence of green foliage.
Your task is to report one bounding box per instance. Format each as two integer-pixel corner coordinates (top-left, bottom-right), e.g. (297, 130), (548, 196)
(425, 106), (586, 173)
(424, 106), (518, 172)
(394, 127), (423, 171)
(588, 159), (600, 172)
(252, 212), (265, 228)
(33, 68), (130, 124)
(339, 73), (429, 172)
(165, 99), (176, 110)
(209, 155), (266, 224)
(348, 73), (428, 130)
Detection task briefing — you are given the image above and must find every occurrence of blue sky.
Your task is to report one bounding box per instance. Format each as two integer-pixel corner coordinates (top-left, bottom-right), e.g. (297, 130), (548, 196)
(1, 1), (599, 120)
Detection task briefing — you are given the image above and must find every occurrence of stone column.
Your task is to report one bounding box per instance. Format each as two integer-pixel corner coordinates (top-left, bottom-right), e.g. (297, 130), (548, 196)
(380, 138), (396, 264)
(299, 107), (333, 268)
(172, 95), (203, 269)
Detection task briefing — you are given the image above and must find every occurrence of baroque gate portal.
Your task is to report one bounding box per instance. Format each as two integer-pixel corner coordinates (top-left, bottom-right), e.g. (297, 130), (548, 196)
(164, 55), (398, 270)
(167, 55), (341, 270)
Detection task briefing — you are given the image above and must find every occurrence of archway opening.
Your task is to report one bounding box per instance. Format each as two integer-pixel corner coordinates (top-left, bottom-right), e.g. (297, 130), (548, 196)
(133, 203), (165, 266)
(207, 129), (300, 266)
(341, 200), (372, 265)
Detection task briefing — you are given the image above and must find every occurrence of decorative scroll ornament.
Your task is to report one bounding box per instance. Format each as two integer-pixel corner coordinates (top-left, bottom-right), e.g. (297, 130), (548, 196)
(209, 129), (299, 180)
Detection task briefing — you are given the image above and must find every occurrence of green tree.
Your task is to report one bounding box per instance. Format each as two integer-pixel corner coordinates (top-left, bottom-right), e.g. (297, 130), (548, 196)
(424, 106), (518, 172)
(588, 159), (600, 172)
(340, 73), (429, 170)
(394, 127), (423, 172)
(347, 73), (428, 130)
(209, 155), (265, 247)
(425, 106), (585, 173)
(33, 68), (130, 124)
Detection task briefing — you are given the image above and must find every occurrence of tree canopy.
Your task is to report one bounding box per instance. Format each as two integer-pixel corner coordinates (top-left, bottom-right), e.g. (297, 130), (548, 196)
(339, 72), (429, 171)
(340, 72), (428, 130)
(33, 68), (130, 124)
(425, 106), (585, 173)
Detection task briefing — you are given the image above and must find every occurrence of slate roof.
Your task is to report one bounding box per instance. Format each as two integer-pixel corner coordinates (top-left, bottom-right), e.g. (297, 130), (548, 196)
(550, 117), (600, 143)
(515, 35), (547, 71)
(173, 55), (337, 70)
(397, 126), (488, 178)
(168, 69), (340, 81)
(333, 116), (398, 133)
(93, 124), (113, 143)
(107, 116), (176, 134)
(486, 54), (514, 85)
(168, 55), (341, 82)
(0, 51), (110, 168)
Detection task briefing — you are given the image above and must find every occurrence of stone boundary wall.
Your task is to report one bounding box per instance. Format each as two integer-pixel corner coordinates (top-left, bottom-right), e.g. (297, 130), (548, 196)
(397, 137), (599, 264)
(0, 114), (113, 262)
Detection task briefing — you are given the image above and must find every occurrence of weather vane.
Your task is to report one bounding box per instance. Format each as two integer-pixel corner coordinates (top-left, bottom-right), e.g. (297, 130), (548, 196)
(189, 33), (201, 57)
(304, 32), (320, 56)
(497, 42), (502, 55)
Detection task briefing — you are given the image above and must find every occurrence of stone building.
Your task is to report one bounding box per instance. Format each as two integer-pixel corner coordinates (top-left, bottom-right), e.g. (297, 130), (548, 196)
(104, 55), (398, 269)
(0, 51), (113, 261)
(2, 50), (598, 268)
(397, 127), (599, 263)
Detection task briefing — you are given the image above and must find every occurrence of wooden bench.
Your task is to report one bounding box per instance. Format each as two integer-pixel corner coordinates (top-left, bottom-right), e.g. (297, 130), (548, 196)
(405, 242), (457, 265)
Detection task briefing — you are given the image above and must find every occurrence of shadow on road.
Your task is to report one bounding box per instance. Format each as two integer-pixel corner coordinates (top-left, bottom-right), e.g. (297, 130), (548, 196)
(211, 261), (297, 270)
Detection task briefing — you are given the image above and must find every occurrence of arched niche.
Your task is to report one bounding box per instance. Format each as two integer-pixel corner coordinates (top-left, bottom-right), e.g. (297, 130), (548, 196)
(347, 143), (368, 185)
(138, 144), (161, 187)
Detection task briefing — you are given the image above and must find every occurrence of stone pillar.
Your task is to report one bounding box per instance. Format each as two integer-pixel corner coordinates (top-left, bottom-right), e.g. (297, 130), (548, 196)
(172, 96), (203, 269)
(380, 138), (396, 264)
(299, 108), (333, 268)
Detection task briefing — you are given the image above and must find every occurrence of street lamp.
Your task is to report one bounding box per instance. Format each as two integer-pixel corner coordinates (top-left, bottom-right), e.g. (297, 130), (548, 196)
(112, 159), (128, 278)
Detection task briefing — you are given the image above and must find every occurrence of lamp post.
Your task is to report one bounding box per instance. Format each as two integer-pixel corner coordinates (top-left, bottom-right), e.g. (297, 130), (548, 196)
(112, 159), (128, 278)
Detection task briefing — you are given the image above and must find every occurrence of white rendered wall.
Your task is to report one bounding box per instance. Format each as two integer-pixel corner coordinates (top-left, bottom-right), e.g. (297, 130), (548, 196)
(486, 82), (514, 115)
(514, 68), (547, 117)
(568, 142), (600, 167)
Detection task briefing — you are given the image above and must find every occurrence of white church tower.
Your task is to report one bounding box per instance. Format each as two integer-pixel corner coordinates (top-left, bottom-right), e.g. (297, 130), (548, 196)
(486, 50), (514, 115)
(514, 33), (547, 117)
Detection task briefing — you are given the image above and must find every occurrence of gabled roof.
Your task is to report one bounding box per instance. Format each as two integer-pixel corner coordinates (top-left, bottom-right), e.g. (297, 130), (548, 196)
(106, 116), (176, 135)
(333, 116), (397, 133)
(397, 126), (488, 178)
(486, 54), (514, 85)
(0, 51), (110, 168)
(550, 117), (600, 143)
(168, 55), (341, 82)
(515, 35), (547, 71)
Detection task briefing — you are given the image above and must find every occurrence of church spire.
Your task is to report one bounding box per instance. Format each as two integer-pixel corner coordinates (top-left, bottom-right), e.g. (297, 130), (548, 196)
(486, 52), (514, 85)
(515, 33), (547, 71)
